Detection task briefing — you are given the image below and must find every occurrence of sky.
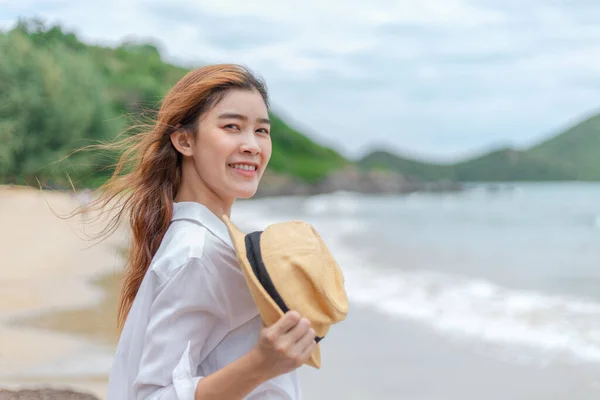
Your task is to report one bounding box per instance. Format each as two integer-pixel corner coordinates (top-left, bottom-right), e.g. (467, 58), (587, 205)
(2, 0), (600, 162)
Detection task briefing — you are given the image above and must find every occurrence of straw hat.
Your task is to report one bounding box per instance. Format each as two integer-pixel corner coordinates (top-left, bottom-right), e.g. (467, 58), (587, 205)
(222, 215), (349, 369)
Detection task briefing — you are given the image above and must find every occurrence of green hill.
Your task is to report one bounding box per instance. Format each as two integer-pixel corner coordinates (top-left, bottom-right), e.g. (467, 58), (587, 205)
(526, 113), (600, 180)
(0, 19), (347, 187)
(268, 113), (348, 182)
(452, 148), (576, 181)
(359, 150), (451, 181)
(360, 111), (600, 182)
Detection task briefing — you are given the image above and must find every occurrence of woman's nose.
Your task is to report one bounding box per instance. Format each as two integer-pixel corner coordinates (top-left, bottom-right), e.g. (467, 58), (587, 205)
(240, 134), (261, 155)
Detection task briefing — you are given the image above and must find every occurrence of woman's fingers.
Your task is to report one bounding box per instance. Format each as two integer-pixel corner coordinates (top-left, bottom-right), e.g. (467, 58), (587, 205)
(285, 323), (316, 363)
(255, 311), (318, 373)
(297, 327), (317, 352)
(298, 332), (317, 360)
(271, 311), (301, 336)
(286, 317), (312, 342)
(277, 317), (311, 350)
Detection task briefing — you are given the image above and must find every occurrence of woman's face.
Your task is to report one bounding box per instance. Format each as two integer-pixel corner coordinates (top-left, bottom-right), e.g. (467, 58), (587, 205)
(182, 89), (272, 201)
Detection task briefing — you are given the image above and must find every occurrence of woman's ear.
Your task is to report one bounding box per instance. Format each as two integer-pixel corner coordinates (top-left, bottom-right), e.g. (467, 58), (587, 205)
(170, 129), (194, 157)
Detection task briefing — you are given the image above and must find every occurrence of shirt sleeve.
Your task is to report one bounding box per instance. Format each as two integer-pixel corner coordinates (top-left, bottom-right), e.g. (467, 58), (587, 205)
(133, 256), (229, 400)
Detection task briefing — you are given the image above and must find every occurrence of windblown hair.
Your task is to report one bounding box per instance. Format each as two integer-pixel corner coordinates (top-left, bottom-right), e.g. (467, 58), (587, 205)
(77, 64), (269, 330)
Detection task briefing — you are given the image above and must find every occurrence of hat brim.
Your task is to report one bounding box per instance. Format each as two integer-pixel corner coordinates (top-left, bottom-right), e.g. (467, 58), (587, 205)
(223, 215), (321, 369)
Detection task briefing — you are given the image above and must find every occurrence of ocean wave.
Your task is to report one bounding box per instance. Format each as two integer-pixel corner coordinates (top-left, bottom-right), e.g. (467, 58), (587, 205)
(302, 191), (363, 216)
(331, 238), (600, 365)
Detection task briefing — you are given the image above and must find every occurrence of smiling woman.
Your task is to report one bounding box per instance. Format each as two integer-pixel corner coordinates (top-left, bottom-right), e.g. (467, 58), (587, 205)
(73, 64), (316, 400)
(171, 89), (273, 206)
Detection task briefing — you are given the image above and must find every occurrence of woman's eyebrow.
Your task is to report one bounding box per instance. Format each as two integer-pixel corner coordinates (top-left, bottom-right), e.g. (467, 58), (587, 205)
(217, 112), (270, 125)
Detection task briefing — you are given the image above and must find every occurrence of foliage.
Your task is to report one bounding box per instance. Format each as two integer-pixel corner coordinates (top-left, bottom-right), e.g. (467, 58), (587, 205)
(0, 19), (348, 188)
(268, 113), (348, 182)
(0, 21), (119, 187)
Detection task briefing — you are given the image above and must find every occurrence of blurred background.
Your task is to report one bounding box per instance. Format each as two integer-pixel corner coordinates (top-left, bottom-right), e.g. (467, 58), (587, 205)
(1, 1), (600, 399)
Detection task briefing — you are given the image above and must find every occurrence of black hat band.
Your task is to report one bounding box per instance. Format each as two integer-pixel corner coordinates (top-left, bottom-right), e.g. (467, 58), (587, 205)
(245, 231), (323, 344)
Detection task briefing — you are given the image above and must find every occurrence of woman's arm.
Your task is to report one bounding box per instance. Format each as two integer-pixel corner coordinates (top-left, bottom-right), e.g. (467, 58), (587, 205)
(194, 311), (316, 400)
(134, 257), (316, 400)
(193, 348), (268, 399)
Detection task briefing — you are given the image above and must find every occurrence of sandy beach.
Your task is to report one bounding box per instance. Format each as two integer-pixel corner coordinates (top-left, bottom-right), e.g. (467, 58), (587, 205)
(3, 185), (600, 400)
(0, 186), (127, 399)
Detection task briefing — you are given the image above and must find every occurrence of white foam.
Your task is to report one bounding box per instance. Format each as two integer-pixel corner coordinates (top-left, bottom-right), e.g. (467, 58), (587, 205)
(302, 191), (362, 216)
(594, 214), (600, 230)
(332, 238), (600, 364)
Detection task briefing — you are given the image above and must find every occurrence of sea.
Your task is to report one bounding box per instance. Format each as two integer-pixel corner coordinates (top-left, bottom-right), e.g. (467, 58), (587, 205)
(232, 182), (600, 399)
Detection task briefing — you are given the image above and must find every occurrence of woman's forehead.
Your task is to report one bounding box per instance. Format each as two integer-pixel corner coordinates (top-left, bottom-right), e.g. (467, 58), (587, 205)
(209, 89), (268, 117)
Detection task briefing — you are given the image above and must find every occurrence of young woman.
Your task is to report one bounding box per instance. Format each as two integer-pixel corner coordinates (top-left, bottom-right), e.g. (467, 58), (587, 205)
(86, 64), (316, 399)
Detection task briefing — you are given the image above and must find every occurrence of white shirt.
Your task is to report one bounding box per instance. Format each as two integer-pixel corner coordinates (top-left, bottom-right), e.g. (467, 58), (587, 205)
(107, 201), (301, 400)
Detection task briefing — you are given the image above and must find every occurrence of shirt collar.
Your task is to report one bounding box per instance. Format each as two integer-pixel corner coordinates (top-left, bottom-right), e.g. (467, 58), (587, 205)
(171, 201), (234, 248)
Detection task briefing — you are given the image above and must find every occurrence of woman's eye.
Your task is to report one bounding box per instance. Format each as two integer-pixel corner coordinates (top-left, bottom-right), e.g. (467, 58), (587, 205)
(224, 124), (240, 130)
(257, 128), (270, 135)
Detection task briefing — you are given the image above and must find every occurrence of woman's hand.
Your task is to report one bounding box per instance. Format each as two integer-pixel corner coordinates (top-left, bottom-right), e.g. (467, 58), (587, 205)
(252, 311), (316, 379)
(193, 312), (315, 399)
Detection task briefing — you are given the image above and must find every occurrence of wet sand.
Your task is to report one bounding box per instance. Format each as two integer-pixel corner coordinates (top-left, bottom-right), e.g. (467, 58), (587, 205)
(300, 303), (600, 400)
(12, 272), (122, 347)
(0, 186), (127, 399)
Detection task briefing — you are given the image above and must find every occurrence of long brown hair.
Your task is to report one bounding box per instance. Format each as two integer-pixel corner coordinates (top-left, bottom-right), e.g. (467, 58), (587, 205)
(78, 64), (269, 329)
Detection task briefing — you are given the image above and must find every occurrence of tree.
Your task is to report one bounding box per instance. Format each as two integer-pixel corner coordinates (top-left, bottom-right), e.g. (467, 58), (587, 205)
(0, 27), (118, 187)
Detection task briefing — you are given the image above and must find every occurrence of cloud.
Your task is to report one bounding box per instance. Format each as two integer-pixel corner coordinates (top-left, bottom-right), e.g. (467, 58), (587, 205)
(142, 3), (294, 52)
(1, 0), (599, 161)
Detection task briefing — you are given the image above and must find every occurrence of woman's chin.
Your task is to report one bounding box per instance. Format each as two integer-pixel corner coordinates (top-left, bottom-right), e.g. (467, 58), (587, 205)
(236, 192), (256, 200)
(231, 184), (259, 199)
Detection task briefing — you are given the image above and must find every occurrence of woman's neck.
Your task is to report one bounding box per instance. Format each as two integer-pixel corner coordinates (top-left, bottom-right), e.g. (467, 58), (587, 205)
(175, 177), (233, 220)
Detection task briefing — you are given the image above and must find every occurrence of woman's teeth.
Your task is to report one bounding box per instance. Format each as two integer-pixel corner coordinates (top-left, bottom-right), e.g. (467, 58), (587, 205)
(230, 164), (256, 171)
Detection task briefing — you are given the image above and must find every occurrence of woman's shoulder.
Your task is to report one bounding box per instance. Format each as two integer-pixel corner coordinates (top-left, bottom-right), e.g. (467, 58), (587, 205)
(149, 220), (214, 280)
